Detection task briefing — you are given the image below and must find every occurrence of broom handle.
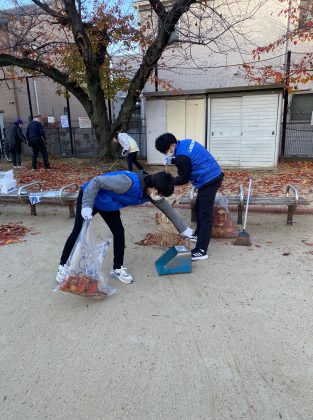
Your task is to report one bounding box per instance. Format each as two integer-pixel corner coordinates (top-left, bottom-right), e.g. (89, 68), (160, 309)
(171, 184), (193, 207)
(108, 158), (120, 171)
(243, 177), (252, 230)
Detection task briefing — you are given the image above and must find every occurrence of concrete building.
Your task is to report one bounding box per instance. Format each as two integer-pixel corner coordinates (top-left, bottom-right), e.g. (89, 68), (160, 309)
(136, 0), (313, 166)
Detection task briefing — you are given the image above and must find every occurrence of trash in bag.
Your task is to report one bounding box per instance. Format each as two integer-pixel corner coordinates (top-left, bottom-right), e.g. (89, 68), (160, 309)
(56, 220), (116, 297)
(211, 197), (237, 239)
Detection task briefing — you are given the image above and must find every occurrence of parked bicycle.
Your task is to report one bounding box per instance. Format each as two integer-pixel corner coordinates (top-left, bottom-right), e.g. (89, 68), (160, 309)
(0, 130), (12, 162)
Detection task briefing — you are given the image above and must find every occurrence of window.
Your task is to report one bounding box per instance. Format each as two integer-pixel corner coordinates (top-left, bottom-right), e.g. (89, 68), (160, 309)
(158, 20), (180, 44)
(290, 93), (313, 121)
(169, 23), (180, 44)
(299, 0), (313, 29)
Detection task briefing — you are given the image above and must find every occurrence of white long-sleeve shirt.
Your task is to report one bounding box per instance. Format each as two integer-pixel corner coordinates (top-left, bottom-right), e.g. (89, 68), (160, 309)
(117, 133), (139, 153)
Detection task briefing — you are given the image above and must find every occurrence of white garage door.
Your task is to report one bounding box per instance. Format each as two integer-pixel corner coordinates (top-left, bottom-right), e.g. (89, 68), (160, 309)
(209, 94), (279, 167)
(210, 97), (242, 166)
(167, 99), (205, 145)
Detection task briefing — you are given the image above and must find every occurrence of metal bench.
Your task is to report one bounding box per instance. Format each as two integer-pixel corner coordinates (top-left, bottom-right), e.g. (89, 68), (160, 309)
(0, 182), (79, 218)
(179, 184), (310, 225)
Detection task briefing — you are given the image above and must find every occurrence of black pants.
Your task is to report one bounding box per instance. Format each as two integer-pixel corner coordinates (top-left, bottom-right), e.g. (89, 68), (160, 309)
(194, 174), (224, 252)
(12, 151), (21, 167)
(60, 190), (125, 270)
(127, 152), (143, 172)
(31, 138), (50, 169)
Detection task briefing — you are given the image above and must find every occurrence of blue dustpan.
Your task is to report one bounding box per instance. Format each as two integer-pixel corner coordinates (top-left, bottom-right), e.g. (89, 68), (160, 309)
(155, 245), (192, 276)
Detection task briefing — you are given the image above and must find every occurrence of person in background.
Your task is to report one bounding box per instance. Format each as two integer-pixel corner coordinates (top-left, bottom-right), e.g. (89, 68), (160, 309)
(26, 115), (50, 170)
(6, 119), (27, 168)
(155, 133), (223, 261)
(113, 132), (144, 172)
(56, 170), (193, 284)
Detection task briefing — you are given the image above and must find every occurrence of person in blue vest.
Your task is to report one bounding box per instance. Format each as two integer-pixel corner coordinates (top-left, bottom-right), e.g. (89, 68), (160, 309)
(56, 170), (193, 284)
(155, 133), (224, 261)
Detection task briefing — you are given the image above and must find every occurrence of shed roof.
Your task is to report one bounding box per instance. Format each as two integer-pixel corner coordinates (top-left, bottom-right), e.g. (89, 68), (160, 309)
(143, 84), (284, 98)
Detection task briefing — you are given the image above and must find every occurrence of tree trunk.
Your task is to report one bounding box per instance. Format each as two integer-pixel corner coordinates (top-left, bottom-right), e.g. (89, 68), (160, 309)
(86, 73), (113, 160)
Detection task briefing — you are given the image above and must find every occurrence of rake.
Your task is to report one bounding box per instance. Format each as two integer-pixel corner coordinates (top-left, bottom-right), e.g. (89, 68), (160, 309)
(234, 177), (252, 246)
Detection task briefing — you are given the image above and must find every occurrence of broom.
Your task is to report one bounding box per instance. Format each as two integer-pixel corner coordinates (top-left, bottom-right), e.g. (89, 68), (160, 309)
(234, 177), (252, 246)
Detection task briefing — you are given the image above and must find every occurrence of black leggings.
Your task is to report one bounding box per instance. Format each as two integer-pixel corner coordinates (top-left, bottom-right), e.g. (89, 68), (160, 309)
(60, 190), (125, 269)
(12, 151), (21, 166)
(194, 174), (224, 252)
(127, 151), (144, 172)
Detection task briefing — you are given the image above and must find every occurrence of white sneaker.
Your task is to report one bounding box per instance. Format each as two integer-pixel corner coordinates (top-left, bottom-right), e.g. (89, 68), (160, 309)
(56, 264), (67, 283)
(189, 235), (197, 242)
(110, 266), (134, 284)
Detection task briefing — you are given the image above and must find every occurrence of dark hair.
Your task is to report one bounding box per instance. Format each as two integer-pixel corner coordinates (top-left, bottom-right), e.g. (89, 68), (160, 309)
(151, 172), (174, 197)
(15, 119), (23, 125)
(155, 133), (177, 154)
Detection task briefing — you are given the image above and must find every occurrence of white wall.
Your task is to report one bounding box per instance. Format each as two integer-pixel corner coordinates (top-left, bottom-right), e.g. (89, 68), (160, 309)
(146, 99), (167, 164)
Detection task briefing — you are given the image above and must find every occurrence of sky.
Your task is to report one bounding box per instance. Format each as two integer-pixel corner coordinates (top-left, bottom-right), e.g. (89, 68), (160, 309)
(1, 0), (135, 13)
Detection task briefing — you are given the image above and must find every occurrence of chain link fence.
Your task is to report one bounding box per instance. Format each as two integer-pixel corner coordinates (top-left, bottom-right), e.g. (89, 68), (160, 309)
(4, 117), (147, 159)
(284, 122), (313, 159)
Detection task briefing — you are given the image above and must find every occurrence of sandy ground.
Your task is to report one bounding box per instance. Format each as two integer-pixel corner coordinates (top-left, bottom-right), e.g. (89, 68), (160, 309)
(1, 203), (313, 420)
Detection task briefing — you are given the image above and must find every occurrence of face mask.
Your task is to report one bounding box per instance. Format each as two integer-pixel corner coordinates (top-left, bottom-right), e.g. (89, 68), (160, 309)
(166, 151), (174, 157)
(149, 192), (163, 201)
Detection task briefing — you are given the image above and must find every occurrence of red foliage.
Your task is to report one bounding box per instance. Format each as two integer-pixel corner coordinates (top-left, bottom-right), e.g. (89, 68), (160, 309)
(59, 274), (106, 297)
(0, 223), (31, 246)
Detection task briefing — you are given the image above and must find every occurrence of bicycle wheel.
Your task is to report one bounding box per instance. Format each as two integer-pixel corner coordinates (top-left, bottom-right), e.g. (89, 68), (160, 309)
(4, 150), (12, 162)
(3, 142), (12, 162)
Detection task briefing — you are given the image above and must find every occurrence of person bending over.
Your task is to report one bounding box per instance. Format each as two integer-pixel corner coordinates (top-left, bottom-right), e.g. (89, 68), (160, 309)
(155, 133), (223, 261)
(113, 132), (144, 172)
(56, 170), (193, 284)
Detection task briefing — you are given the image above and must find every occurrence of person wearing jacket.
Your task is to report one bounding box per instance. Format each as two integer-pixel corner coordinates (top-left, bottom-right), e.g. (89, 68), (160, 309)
(113, 132), (144, 172)
(56, 170), (193, 284)
(6, 119), (26, 168)
(26, 115), (50, 170)
(155, 133), (223, 261)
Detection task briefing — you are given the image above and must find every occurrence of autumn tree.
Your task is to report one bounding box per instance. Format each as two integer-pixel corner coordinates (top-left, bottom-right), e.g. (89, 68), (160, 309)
(243, 0), (313, 88)
(0, 0), (267, 159)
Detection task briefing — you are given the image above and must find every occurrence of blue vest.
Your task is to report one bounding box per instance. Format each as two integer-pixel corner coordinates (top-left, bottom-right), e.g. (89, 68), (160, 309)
(82, 171), (149, 211)
(175, 140), (222, 189)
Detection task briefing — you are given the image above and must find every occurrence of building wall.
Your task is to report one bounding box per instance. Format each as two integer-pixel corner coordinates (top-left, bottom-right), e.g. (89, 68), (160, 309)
(146, 89), (283, 167)
(0, 76), (89, 128)
(136, 0), (313, 93)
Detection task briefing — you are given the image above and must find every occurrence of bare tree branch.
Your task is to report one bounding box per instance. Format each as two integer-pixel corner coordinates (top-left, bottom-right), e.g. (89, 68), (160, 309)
(0, 53), (92, 114)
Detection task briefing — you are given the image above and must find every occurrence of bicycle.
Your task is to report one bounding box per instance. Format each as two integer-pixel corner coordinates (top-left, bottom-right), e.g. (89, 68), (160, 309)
(0, 138), (12, 162)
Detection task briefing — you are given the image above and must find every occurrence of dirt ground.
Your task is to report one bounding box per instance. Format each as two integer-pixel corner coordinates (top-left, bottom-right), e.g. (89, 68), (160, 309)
(1, 202), (313, 420)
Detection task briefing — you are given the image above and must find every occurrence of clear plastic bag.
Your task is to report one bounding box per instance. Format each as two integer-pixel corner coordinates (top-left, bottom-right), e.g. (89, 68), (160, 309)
(212, 196), (237, 239)
(57, 220), (116, 297)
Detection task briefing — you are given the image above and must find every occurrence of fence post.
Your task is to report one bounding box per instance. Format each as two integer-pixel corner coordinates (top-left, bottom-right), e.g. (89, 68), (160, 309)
(280, 50), (291, 162)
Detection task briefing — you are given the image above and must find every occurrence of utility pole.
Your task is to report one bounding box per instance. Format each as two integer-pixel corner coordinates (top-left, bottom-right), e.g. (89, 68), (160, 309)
(280, 50), (291, 161)
(155, 64), (159, 92)
(66, 92), (74, 156)
(26, 77), (34, 120)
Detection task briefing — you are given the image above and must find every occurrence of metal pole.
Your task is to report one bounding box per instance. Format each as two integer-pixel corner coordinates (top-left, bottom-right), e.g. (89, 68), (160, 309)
(281, 50), (291, 161)
(108, 98), (112, 126)
(205, 93), (208, 149)
(33, 79), (40, 114)
(155, 64), (159, 92)
(66, 92), (74, 156)
(26, 77), (34, 120)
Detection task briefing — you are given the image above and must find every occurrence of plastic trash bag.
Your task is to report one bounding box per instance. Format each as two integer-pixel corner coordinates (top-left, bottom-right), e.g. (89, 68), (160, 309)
(57, 220), (116, 297)
(212, 197), (237, 239)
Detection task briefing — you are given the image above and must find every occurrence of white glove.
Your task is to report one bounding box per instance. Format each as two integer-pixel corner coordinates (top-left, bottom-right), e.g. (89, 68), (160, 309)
(81, 207), (93, 220)
(163, 155), (173, 165)
(181, 227), (194, 238)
